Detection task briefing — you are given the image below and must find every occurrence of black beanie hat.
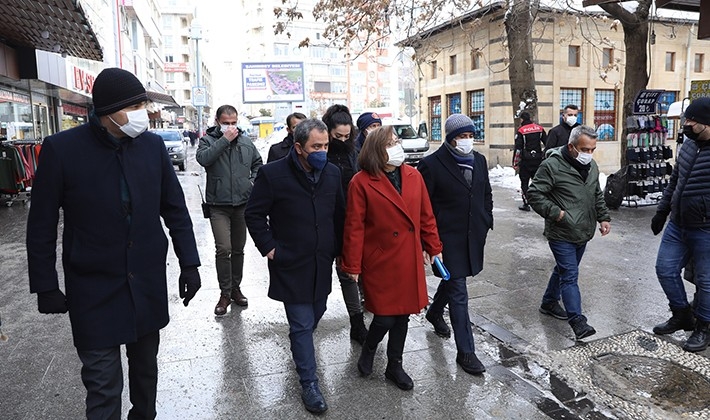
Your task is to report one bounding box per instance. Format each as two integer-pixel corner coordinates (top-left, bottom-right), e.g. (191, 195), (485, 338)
(92, 68), (148, 116)
(684, 97), (710, 126)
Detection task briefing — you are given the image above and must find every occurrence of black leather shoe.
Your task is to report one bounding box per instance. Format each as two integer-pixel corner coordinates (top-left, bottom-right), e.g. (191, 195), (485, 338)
(683, 320), (710, 352)
(230, 288), (248, 307)
(357, 341), (377, 376)
(301, 382), (328, 414)
(385, 359), (413, 390)
(518, 204), (531, 211)
(425, 310), (451, 338)
(456, 352), (486, 375)
(539, 301), (568, 320)
(569, 316), (596, 340)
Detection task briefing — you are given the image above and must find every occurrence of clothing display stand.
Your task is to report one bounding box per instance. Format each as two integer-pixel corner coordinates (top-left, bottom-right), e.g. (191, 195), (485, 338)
(622, 115), (673, 208)
(0, 139), (40, 207)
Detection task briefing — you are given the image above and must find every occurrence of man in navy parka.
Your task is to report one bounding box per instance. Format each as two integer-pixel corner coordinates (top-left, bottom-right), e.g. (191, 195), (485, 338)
(26, 68), (202, 419)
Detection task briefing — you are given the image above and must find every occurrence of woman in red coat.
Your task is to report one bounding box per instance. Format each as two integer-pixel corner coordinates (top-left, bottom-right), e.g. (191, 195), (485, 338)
(341, 126), (443, 390)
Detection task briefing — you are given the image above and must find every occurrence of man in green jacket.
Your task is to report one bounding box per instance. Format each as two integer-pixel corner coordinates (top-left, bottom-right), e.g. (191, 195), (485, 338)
(527, 125), (611, 340)
(197, 105), (263, 315)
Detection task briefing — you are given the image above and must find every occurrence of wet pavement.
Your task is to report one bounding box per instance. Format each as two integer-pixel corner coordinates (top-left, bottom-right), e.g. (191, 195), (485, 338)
(1, 146), (709, 419)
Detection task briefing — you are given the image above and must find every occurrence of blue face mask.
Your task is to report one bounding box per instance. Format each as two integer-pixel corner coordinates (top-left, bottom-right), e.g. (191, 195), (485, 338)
(306, 150), (328, 170)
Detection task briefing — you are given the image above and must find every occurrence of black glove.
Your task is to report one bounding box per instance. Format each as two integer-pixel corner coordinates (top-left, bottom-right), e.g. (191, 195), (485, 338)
(651, 212), (668, 236)
(179, 266), (201, 307)
(37, 289), (68, 314)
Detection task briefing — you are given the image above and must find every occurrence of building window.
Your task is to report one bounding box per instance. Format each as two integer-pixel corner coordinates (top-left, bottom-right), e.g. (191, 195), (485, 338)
(431, 60), (438, 79)
(568, 46), (580, 67)
(162, 16), (171, 30)
(164, 36), (173, 49)
(559, 88), (585, 124)
(314, 81), (330, 93)
(666, 52), (676, 72)
(468, 89), (485, 142)
(447, 93), (461, 115)
(166, 73), (175, 83)
(471, 51), (480, 70)
(165, 55), (174, 62)
(602, 48), (613, 68)
(659, 91), (678, 139)
(429, 97), (442, 141)
(449, 55), (457, 75)
(594, 89), (616, 141)
(181, 36), (189, 46)
(329, 66), (346, 77)
(695, 53), (704, 73)
(184, 89), (191, 100)
(332, 82), (347, 93)
(310, 46), (326, 58)
(274, 43), (289, 56)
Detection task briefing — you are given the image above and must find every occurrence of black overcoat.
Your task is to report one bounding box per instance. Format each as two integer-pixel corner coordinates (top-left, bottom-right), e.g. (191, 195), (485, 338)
(245, 154), (345, 303)
(27, 117), (200, 350)
(417, 146), (493, 278)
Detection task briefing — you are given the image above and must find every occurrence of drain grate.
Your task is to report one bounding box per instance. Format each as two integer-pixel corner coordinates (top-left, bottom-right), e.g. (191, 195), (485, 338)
(551, 330), (710, 419)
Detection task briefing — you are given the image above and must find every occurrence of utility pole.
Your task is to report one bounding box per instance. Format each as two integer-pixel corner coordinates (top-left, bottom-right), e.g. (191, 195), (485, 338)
(190, 19), (204, 136)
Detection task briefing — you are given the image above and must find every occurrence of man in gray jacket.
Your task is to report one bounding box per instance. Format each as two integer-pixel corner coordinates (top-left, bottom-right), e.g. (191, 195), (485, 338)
(197, 105), (263, 315)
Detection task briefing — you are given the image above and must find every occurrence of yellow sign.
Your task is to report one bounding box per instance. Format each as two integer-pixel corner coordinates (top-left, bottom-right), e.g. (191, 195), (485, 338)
(689, 80), (710, 100)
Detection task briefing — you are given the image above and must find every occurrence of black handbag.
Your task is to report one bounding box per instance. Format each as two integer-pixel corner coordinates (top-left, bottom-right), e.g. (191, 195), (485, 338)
(198, 185), (210, 219)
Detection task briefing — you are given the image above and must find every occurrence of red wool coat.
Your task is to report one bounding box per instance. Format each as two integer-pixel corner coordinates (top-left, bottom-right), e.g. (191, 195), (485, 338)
(341, 165), (443, 315)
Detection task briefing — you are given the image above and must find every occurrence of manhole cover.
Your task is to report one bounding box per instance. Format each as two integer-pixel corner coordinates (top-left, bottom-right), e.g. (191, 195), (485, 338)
(551, 330), (710, 419)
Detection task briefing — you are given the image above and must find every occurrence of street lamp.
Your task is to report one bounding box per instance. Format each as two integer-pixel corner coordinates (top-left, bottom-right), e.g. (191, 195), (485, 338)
(190, 19), (204, 137)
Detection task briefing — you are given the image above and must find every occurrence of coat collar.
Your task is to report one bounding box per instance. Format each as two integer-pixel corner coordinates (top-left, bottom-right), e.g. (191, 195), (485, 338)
(366, 166), (416, 225)
(434, 146), (471, 189)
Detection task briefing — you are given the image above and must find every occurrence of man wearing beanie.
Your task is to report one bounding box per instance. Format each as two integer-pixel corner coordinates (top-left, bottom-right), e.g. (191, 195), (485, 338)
(651, 97), (710, 352)
(513, 112), (546, 211)
(354, 112), (382, 151)
(545, 104), (579, 152)
(417, 113), (493, 375)
(27, 67), (202, 419)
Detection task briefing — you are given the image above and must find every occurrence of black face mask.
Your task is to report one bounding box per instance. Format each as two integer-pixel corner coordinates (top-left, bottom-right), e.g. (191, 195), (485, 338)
(683, 125), (701, 141)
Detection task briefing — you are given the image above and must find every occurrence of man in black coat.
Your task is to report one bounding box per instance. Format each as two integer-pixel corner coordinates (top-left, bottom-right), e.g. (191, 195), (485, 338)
(418, 114), (493, 376)
(26, 68), (201, 419)
(245, 119), (345, 414)
(267, 112), (307, 162)
(545, 104), (580, 151)
(513, 112), (546, 211)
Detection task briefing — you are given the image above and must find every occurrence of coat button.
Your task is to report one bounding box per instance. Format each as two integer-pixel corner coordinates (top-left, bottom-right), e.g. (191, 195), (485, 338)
(127, 241), (133, 248)
(393, 232), (399, 237)
(128, 272), (134, 280)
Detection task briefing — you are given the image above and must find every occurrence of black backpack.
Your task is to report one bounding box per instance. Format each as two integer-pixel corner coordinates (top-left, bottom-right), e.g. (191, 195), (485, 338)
(604, 167), (628, 210)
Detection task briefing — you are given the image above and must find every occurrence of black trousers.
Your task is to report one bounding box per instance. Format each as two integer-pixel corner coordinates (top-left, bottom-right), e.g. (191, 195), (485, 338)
(519, 160), (541, 200)
(365, 314), (409, 360)
(76, 330), (160, 420)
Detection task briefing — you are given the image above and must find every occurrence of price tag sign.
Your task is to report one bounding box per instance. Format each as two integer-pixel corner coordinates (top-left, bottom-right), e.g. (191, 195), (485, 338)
(633, 90), (664, 115)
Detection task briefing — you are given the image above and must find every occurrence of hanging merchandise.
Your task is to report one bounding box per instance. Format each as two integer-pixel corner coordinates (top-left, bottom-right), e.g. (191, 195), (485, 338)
(0, 140), (41, 206)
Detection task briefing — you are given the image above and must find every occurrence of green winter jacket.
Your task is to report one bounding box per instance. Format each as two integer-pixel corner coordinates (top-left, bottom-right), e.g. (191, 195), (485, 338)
(527, 148), (610, 244)
(196, 127), (263, 206)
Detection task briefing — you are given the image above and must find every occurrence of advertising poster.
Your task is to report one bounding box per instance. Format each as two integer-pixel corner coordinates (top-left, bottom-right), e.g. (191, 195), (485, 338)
(242, 62), (305, 103)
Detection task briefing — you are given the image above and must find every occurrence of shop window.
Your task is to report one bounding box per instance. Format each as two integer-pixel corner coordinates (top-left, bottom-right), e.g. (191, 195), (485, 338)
(429, 96), (442, 141)
(468, 89), (485, 142)
(594, 89), (616, 141)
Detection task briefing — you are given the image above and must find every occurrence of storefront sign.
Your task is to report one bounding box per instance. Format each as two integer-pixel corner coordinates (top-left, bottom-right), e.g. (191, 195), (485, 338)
(633, 89), (664, 115)
(689, 80), (710, 100)
(63, 104), (88, 116)
(165, 62), (189, 73)
(12, 93), (30, 104)
(73, 67), (96, 95)
(0, 89), (13, 102)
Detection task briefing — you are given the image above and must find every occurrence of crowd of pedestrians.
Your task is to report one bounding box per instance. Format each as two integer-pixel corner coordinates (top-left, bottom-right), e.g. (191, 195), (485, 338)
(24, 68), (710, 417)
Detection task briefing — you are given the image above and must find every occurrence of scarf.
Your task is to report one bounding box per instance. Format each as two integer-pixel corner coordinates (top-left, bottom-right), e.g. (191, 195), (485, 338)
(445, 142), (474, 186)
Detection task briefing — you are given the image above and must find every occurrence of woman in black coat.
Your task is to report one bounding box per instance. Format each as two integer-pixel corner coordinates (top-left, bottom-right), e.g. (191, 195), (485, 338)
(417, 114), (493, 376)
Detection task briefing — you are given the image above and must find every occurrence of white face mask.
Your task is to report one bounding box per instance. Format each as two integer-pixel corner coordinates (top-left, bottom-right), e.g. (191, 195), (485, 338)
(455, 138), (474, 154)
(565, 115), (578, 127)
(573, 145), (593, 165)
(386, 144), (405, 167)
(109, 109), (149, 138)
(220, 124), (230, 133)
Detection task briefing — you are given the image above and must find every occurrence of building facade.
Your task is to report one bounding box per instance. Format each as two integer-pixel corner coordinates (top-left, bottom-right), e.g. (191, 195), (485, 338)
(409, 4), (710, 172)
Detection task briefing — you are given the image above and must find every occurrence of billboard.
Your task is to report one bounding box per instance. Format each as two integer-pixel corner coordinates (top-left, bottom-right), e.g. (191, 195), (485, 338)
(242, 62), (305, 103)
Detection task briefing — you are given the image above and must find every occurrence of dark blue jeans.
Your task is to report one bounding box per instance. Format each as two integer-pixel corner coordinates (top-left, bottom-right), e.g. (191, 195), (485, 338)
(76, 330), (160, 420)
(283, 299), (327, 386)
(542, 240), (587, 322)
(656, 220), (710, 321)
(428, 276), (475, 353)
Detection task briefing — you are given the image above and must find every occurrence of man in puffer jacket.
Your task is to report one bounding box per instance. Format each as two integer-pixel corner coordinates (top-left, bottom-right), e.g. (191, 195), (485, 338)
(197, 105), (263, 315)
(651, 97), (710, 352)
(527, 125), (611, 341)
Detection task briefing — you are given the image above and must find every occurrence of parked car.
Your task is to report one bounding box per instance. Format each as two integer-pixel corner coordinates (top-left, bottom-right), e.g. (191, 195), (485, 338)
(149, 129), (186, 171)
(385, 119), (430, 165)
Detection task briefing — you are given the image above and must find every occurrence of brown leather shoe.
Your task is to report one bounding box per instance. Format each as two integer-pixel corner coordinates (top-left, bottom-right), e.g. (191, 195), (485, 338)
(214, 295), (231, 316)
(230, 288), (248, 306)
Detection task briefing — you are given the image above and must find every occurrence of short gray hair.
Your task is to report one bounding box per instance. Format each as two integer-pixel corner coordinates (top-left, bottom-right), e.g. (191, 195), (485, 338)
(293, 118), (328, 147)
(569, 125), (597, 146)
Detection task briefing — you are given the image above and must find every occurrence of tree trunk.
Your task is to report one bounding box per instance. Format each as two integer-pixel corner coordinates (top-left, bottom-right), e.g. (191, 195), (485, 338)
(504, 0), (540, 127)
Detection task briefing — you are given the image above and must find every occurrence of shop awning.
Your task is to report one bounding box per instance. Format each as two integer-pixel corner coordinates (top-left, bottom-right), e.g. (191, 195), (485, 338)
(0, 0), (102, 61)
(146, 91), (180, 108)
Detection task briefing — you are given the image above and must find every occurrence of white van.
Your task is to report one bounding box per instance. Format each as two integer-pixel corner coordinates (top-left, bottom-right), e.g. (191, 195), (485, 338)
(383, 118), (430, 165)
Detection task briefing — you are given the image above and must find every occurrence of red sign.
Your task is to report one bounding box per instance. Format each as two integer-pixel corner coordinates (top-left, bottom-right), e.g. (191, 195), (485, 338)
(165, 62), (189, 73)
(73, 67), (96, 94)
(63, 104), (88, 116)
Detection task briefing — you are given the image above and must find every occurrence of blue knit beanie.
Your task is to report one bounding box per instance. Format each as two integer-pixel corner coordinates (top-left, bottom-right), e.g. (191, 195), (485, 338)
(445, 114), (475, 143)
(356, 112), (382, 132)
